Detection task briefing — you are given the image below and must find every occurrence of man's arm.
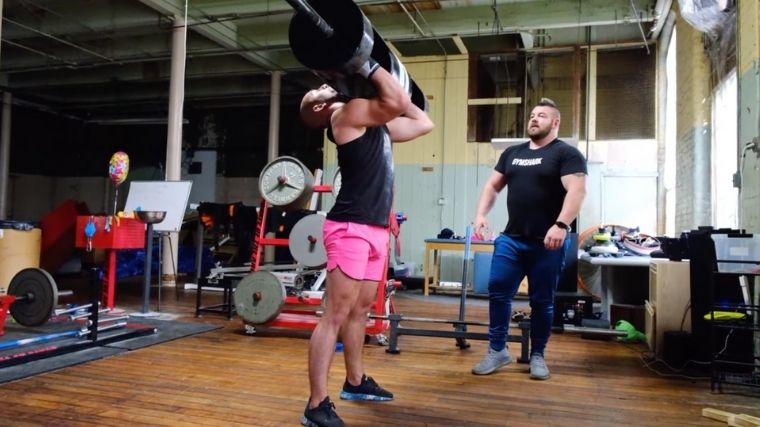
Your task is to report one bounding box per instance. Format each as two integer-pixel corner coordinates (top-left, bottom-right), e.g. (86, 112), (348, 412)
(331, 67), (410, 142)
(386, 102), (434, 142)
(557, 172), (586, 225)
(544, 172), (586, 250)
(474, 170), (507, 238)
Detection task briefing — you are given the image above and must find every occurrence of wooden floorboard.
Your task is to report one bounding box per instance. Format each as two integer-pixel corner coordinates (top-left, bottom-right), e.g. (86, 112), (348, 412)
(1, 277), (758, 426)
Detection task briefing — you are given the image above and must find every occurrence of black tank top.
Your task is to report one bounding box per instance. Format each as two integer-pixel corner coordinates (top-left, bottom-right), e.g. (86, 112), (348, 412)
(327, 125), (393, 227)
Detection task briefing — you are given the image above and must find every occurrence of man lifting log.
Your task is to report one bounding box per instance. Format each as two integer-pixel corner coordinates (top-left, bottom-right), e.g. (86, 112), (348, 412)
(295, 15), (433, 427)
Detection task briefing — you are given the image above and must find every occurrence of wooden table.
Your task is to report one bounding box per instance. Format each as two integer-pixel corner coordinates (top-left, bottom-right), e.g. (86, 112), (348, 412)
(422, 238), (494, 296)
(578, 251), (651, 321)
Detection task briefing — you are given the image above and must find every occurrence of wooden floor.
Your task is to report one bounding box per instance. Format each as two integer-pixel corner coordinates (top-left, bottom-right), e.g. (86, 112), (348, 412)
(1, 276), (758, 426)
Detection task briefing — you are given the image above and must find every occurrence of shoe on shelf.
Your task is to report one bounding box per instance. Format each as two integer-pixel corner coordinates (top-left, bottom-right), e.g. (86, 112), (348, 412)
(472, 347), (512, 375)
(301, 396), (345, 427)
(339, 374), (394, 401)
(529, 354), (551, 380)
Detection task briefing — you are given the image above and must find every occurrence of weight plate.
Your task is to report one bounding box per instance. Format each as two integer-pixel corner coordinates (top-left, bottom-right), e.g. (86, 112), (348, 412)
(234, 271), (286, 324)
(259, 156), (315, 210)
(288, 214), (327, 268)
(288, 0), (372, 74)
(8, 268), (58, 327)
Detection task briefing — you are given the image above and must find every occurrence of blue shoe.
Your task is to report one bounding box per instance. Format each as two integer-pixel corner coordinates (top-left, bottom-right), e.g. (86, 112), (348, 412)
(339, 374), (394, 401)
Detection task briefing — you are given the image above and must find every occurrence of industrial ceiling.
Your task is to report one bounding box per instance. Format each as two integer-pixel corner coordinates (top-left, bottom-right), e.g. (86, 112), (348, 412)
(0, 0), (663, 120)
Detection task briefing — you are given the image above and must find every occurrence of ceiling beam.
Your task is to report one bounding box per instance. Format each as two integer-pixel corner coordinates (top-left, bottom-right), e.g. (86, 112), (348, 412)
(236, 0), (655, 48)
(137, 0), (282, 71)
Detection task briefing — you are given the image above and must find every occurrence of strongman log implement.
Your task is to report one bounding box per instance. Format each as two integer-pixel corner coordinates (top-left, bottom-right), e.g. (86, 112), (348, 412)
(286, 0), (428, 111)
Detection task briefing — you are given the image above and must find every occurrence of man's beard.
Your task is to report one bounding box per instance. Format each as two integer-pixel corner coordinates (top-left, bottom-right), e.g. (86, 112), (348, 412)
(528, 125), (550, 141)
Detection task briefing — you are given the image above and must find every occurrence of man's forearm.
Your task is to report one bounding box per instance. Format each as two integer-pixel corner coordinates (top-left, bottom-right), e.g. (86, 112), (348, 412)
(476, 186), (498, 218)
(557, 188), (585, 225)
(370, 67), (410, 112)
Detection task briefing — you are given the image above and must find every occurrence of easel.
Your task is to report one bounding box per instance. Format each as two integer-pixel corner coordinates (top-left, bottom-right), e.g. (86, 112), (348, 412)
(125, 181), (192, 315)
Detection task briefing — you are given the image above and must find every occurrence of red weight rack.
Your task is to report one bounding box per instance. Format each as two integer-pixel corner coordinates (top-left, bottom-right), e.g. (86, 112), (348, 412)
(249, 184), (394, 334)
(75, 216), (145, 309)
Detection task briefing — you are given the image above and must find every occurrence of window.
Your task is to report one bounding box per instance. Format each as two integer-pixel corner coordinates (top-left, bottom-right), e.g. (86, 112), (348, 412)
(467, 53), (525, 142)
(665, 28), (677, 236)
(710, 69), (738, 228)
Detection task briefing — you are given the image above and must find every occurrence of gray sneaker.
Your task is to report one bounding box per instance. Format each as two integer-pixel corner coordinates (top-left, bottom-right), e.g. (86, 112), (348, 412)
(472, 347), (512, 375)
(529, 354), (550, 380)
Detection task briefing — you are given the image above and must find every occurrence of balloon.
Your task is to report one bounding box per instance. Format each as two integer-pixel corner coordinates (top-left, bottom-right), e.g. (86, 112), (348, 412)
(108, 151), (130, 186)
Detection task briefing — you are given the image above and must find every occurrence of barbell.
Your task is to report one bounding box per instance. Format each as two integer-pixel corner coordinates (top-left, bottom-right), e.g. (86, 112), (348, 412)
(287, 0), (427, 111)
(4, 268), (67, 327)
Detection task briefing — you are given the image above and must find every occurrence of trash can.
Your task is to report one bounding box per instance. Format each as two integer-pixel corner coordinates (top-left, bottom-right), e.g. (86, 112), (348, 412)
(0, 220), (42, 292)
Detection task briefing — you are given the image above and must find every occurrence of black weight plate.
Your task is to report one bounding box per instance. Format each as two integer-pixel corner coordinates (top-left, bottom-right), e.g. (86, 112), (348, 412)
(289, 0), (369, 71)
(8, 268), (58, 327)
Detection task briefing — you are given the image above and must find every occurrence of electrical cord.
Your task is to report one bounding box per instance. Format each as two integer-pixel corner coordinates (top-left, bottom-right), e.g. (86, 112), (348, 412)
(679, 300), (691, 332)
(639, 353), (711, 381)
(619, 343), (711, 381)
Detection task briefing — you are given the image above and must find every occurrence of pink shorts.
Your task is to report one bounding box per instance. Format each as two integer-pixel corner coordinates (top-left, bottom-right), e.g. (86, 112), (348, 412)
(323, 219), (389, 281)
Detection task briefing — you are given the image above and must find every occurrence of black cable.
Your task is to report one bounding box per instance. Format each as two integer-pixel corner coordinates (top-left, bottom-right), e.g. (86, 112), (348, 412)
(679, 300), (691, 332)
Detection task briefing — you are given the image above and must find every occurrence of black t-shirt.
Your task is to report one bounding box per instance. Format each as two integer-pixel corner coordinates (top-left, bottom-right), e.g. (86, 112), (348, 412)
(495, 139), (587, 240)
(326, 125), (393, 227)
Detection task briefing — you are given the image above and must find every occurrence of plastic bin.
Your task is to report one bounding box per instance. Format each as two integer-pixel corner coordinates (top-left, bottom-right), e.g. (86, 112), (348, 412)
(0, 221), (42, 291)
(711, 234), (760, 274)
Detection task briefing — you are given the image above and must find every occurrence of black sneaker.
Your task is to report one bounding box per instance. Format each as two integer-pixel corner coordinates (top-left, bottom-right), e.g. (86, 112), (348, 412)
(301, 396), (344, 427)
(339, 374), (394, 401)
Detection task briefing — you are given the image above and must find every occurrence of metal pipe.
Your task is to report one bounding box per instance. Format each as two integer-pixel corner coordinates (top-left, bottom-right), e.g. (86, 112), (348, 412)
(162, 12), (187, 285)
(86, 315), (129, 326)
(283, 0), (334, 37)
(457, 226), (473, 327)
(87, 321), (127, 334)
(267, 71), (282, 163)
(69, 308), (110, 321)
(142, 223), (154, 314)
(655, 11), (677, 235)
(2, 17), (114, 62)
(628, 0), (651, 55)
(0, 329), (82, 351)
(649, 0), (674, 40)
(1, 47), (261, 74)
(397, 0), (428, 37)
(562, 324), (627, 337)
(55, 303), (94, 316)
(0, 39), (78, 66)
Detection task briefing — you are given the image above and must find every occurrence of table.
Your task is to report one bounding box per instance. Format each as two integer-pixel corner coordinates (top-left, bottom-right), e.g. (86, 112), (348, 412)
(578, 251), (651, 321)
(74, 216), (145, 309)
(422, 238), (494, 296)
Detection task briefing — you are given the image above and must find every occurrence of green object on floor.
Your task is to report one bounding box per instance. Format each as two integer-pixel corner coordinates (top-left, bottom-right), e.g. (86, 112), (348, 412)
(614, 320), (646, 343)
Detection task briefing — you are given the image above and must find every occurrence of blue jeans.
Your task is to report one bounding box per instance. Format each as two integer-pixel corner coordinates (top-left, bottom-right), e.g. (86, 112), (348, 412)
(487, 234), (568, 356)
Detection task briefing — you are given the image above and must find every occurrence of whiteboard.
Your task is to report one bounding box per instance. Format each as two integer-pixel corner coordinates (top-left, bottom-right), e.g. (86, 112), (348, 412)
(125, 181), (193, 232)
